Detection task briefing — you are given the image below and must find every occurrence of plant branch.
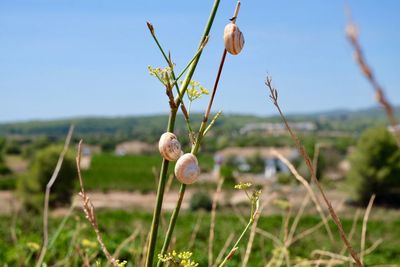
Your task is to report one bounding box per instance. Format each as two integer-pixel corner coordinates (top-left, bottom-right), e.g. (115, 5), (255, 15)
(145, 1), (222, 265)
(265, 76), (364, 267)
(36, 125), (74, 267)
(76, 140), (117, 267)
(360, 194), (375, 263)
(208, 177), (225, 266)
(271, 149), (334, 242)
(345, 10), (400, 147)
(157, 2), (242, 264)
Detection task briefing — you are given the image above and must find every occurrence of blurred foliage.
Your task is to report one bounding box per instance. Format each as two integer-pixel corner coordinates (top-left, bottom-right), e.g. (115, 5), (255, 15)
(17, 145), (76, 212)
(82, 153), (214, 193)
(349, 127), (400, 206)
(277, 173), (294, 185)
(189, 191), (212, 211)
(246, 153), (265, 174)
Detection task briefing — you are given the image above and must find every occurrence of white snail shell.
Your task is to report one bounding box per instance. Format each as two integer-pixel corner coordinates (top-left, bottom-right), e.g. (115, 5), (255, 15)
(174, 153), (200, 185)
(223, 23), (245, 55)
(158, 132), (182, 161)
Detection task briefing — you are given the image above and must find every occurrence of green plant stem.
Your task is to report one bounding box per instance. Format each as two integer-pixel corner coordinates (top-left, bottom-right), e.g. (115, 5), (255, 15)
(157, 48), (228, 267)
(145, 1), (221, 266)
(174, 0), (221, 106)
(146, 110), (176, 267)
(218, 218), (254, 267)
(156, 133), (204, 267)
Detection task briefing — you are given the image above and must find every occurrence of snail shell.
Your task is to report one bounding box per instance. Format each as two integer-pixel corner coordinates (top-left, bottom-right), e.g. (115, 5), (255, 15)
(158, 132), (182, 161)
(174, 153), (200, 185)
(223, 23), (245, 55)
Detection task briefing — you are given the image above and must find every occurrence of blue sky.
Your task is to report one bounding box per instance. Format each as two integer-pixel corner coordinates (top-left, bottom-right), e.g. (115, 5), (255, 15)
(1, 0), (400, 122)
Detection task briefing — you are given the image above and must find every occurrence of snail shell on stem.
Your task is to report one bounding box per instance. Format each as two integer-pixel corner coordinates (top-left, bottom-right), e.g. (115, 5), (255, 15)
(223, 23), (245, 55)
(174, 153), (200, 185)
(158, 132), (182, 161)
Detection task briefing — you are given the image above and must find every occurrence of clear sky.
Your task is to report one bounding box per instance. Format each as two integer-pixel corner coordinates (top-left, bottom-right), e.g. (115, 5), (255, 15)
(1, 1), (399, 122)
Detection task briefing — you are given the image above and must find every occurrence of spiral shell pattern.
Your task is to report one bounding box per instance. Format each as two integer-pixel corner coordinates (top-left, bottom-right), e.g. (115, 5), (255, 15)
(158, 132), (182, 161)
(174, 153), (200, 185)
(224, 23), (245, 55)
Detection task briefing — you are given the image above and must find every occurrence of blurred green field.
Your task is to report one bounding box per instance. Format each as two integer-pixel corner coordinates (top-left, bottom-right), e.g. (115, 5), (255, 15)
(1, 210), (399, 266)
(82, 153), (214, 192)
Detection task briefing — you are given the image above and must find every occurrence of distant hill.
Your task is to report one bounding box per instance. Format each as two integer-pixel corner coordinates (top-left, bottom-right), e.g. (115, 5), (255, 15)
(0, 106), (398, 142)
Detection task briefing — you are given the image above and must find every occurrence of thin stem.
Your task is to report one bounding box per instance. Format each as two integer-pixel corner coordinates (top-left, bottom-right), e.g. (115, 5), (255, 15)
(156, 47), (225, 266)
(265, 77), (364, 267)
(146, 110), (176, 267)
(36, 125), (74, 267)
(171, 37), (209, 88)
(174, 0), (221, 106)
(146, 21), (196, 139)
(345, 11), (400, 147)
(145, 1), (221, 266)
(157, 2), (241, 265)
(218, 218), (253, 267)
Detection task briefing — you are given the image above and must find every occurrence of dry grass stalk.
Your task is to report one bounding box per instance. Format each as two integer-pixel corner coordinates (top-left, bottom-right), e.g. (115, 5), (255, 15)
(213, 233), (234, 267)
(241, 202), (265, 267)
(282, 205), (291, 244)
(286, 195), (310, 245)
(112, 227), (141, 262)
(360, 194), (376, 263)
(363, 238), (383, 255)
(255, 228), (282, 247)
(271, 149), (333, 242)
(289, 220), (325, 245)
(10, 201), (19, 245)
(266, 76), (364, 267)
(312, 250), (352, 262)
(188, 212), (204, 250)
(294, 259), (344, 267)
(208, 177), (225, 266)
(326, 208), (361, 267)
(76, 140), (117, 267)
(345, 209), (361, 252)
(345, 11), (400, 147)
(165, 173), (174, 194)
(36, 125), (74, 267)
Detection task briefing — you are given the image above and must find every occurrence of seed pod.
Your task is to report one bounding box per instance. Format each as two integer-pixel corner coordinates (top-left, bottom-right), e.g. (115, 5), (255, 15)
(174, 153), (200, 184)
(223, 23), (245, 55)
(158, 132), (182, 161)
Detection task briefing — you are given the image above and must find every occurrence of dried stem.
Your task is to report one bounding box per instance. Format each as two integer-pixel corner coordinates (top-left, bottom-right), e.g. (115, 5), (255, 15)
(188, 213), (204, 251)
(76, 140), (117, 267)
(241, 203), (264, 267)
(345, 11), (400, 147)
(286, 195), (310, 246)
(112, 227), (141, 262)
(213, 233), (235, 267)
(36, 125), (74, 267)
(360, 194), (376, 263)
(208, 177), (225, 266)
(265, 76), (364, 267)
(271, 149), (334, 242)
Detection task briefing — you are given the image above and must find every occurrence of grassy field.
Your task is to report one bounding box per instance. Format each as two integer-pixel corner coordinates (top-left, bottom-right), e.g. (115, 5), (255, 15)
(82, 153), (214, 192)
(1, 209), (399, 266)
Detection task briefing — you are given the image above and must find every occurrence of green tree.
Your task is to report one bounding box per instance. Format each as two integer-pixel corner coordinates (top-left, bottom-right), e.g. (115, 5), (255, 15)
(0, 138), (11, 175)
(349, 127), (400, 206)
(17, 145), (76, 212)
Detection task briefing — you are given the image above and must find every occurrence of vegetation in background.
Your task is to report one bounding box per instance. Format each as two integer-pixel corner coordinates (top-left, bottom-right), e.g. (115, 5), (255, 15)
(189, 191), (212, 211)
(82, 154), (214, 192)
(17, 145), (76, 212)
(349, 127), (400, 206)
